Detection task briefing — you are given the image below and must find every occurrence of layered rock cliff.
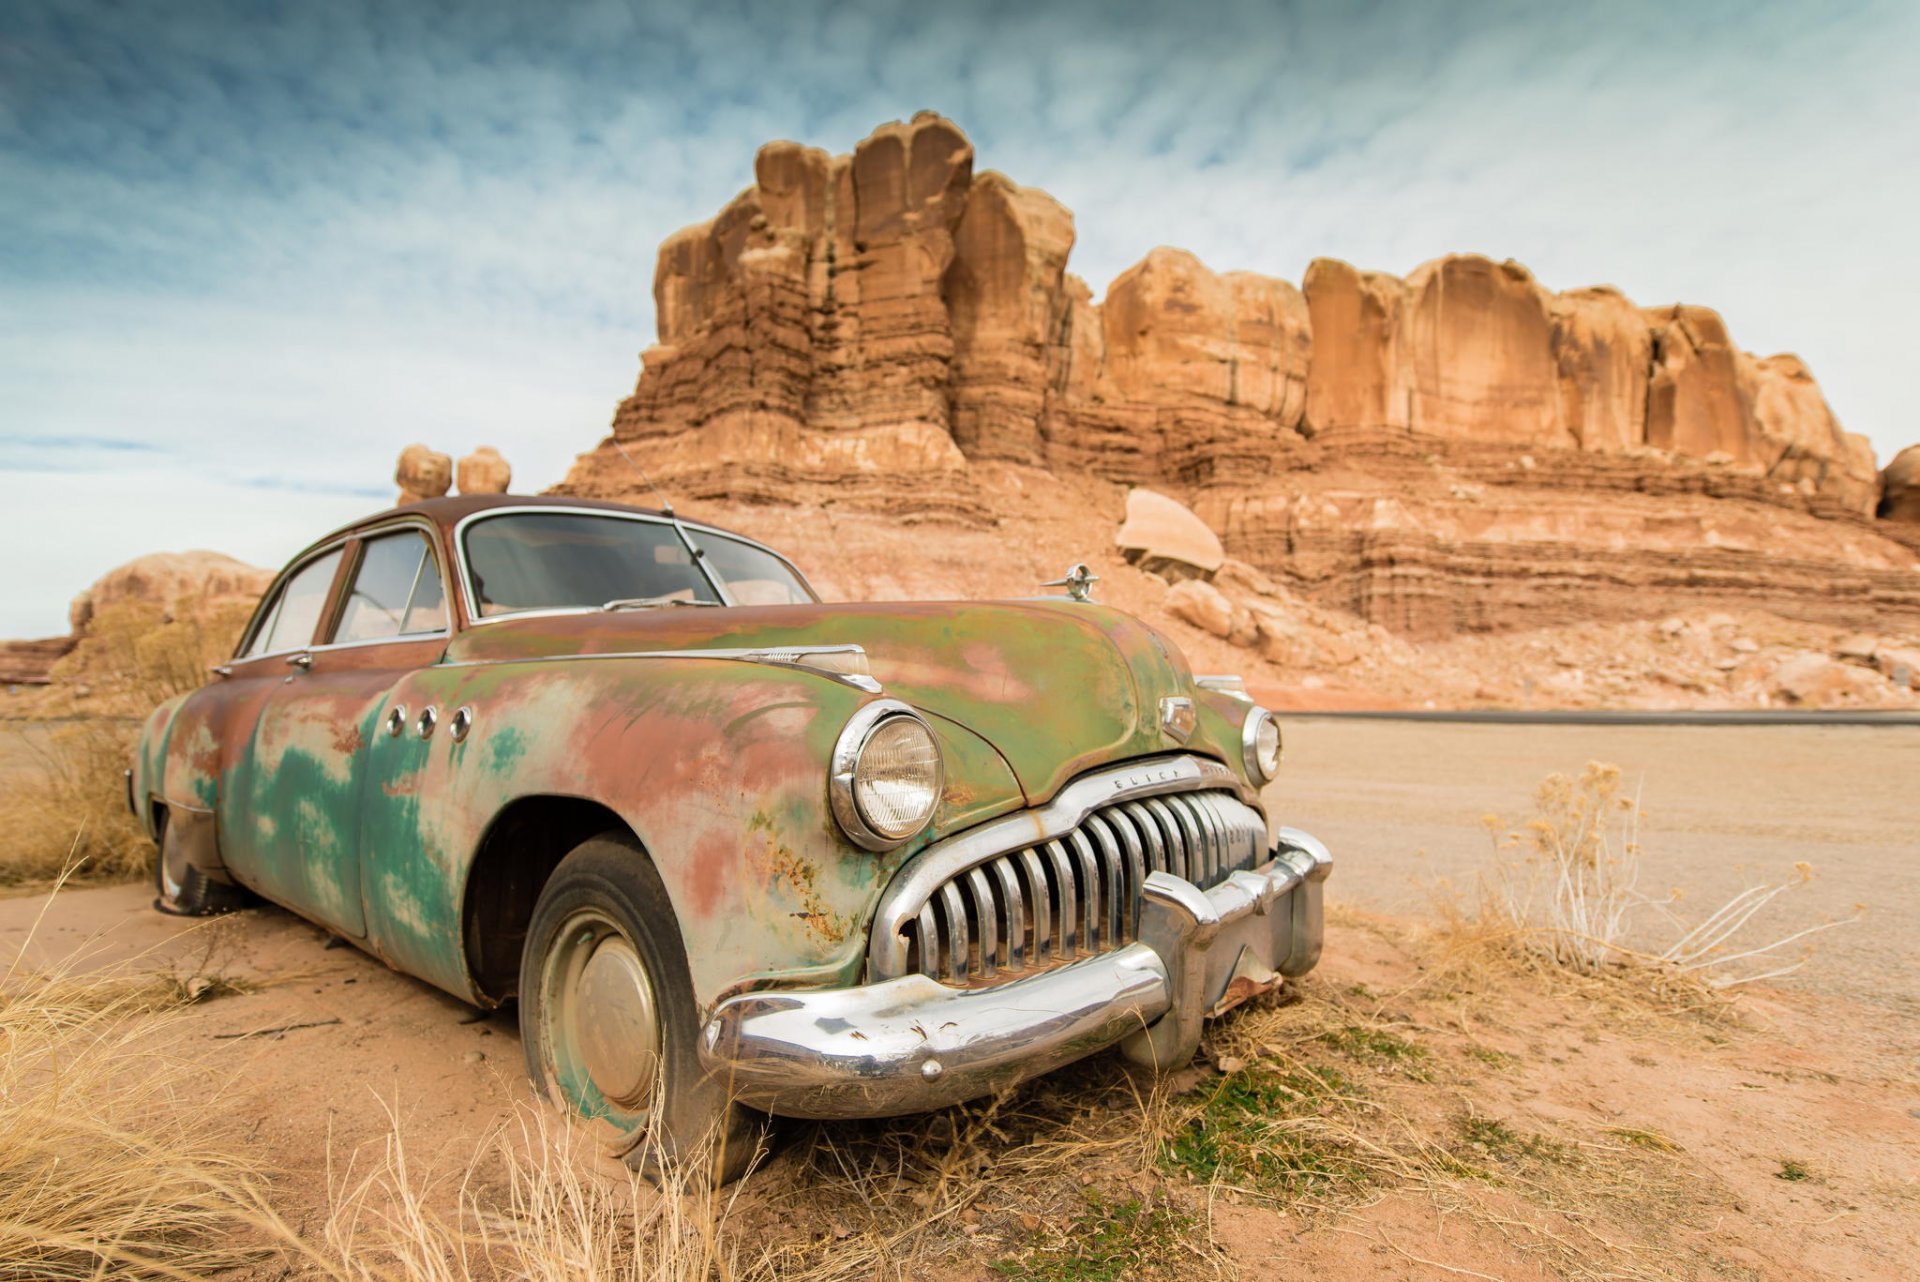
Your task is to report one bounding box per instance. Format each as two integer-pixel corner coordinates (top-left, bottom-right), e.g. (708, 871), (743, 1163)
(565, 113), (1920, 644)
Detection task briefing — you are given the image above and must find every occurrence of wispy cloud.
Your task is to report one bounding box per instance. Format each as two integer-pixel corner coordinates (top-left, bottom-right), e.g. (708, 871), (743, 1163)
(1, 0), (1916, 635)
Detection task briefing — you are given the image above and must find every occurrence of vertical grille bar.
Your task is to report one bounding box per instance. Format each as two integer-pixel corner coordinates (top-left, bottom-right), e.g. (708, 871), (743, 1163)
(937, 881), (970, 983)
(1045, 839), (1078, 957)
(1018, 848), (1051, 963)
(965, 867), (998, 978)
(991, 857), (1026, 969)
(1068, 829), (1103, 952)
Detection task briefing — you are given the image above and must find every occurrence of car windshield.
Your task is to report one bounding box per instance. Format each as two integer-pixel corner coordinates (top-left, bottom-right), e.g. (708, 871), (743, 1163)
(462, 512), (817, 617)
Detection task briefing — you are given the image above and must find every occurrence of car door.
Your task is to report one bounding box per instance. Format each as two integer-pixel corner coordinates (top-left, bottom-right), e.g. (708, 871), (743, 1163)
(236, 525), (451, 938)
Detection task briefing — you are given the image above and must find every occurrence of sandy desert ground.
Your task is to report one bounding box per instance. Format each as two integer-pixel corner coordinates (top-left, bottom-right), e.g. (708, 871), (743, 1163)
(3, 718), (1916, 1280)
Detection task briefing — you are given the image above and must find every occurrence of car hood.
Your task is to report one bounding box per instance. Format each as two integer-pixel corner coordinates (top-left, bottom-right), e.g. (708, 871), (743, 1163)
(440, 599), (1211, 803)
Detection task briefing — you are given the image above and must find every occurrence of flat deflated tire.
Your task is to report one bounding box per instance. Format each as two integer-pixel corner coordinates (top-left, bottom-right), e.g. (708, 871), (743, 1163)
(519, 831), (763, 1185)
(152, 811), (249, 917)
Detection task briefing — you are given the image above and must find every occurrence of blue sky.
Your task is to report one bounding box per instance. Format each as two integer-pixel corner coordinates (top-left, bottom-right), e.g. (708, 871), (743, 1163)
(3, 0), (1916, 637)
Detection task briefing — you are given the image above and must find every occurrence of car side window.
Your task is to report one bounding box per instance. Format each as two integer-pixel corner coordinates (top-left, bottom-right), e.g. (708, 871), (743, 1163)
(250, 548), (344, 656)
(334, 531), (448, 644)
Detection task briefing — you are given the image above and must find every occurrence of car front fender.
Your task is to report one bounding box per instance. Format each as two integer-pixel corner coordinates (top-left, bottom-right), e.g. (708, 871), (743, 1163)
(361, 655), (1025, 1007)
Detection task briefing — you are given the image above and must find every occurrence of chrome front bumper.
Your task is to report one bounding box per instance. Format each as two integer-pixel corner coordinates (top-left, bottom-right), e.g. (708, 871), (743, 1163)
(699, 827), (1331, 1119)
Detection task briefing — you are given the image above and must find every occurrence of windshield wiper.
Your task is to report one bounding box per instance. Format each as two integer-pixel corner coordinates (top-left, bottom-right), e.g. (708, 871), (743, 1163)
(600, 595), (721, 612)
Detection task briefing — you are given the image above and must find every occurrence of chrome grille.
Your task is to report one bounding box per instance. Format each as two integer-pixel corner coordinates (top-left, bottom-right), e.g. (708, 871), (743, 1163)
(898, 789), (1265, 985)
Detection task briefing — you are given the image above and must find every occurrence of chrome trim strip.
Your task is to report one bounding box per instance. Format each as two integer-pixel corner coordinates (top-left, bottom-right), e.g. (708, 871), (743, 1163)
(436, 643), (882, 692)
(867, 753), (1248, 978)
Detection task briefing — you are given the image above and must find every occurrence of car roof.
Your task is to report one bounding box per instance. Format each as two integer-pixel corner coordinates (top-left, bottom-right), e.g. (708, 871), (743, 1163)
(308, 492), (754, 550)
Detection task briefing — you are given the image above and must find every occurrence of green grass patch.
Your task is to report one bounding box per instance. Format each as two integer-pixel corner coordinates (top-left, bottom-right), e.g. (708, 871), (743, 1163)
(1464, 1044), (1521, 1070)
(993, 1193), (1198, 1282)
(1776, 1159), (1813, 1182)
(1455, 1113), (1575, 1166)
(1160, 1066), (1367, 1195)
(1316, 1024), (1432, 1077)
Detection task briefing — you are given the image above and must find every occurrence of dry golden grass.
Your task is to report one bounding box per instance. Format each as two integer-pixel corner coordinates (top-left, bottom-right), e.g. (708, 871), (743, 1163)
(1, 600), (250, 889)
(0, 894), (280, 1280)
(1424, 760), (1856, 1016)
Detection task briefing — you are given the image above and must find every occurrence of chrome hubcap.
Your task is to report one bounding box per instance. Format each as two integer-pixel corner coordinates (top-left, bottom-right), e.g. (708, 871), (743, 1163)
(549, 915), (660, 1112)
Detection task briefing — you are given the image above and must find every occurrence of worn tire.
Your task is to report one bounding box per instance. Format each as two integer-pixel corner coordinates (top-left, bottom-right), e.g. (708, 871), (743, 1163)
(152, 810), (249, 917)
(519, 831), (766, 1185)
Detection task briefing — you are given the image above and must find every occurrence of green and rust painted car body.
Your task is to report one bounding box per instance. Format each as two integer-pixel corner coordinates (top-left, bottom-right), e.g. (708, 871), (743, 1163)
(132, 495), (1330, 1120)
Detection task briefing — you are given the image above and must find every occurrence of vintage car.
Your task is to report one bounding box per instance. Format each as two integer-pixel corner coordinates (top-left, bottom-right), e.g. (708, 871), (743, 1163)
(131, 495), (1330, 1178)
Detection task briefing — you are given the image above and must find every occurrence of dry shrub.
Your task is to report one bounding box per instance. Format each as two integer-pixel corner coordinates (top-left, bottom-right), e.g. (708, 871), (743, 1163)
(50, 599), (253, 716)
(0, 899), (278, 1280)
(2, 600), (249, 888)
(0, 719), (149, 886)
(1446, 761), (1854, 993)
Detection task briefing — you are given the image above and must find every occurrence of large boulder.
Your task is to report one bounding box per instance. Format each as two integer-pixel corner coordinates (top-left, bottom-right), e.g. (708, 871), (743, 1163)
(457, 446), (512, 495)
(69, 551), (274, 634)
(1164, 578), (1234, 638)
(1115, 488), (1226, 580)
(396, 444), (453, 504)
(1878, 445), (1920, 523)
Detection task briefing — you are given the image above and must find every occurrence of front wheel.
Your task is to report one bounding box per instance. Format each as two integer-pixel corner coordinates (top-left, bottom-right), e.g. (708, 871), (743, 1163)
(518, 832), (764, 1185)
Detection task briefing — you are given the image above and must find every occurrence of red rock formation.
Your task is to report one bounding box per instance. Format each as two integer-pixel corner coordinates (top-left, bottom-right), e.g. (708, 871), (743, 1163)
(68, 551), (274, 634)
(0, 636), (75, 687)
(1404, 256), (1565, 447)
(560, 114), (1919, 642)
(1881, 446), (1920, 523)
(1549, 287), (1649, 452)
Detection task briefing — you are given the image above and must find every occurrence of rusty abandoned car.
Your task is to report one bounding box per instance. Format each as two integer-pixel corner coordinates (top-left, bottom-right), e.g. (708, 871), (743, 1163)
(130, 495), (1331, 1178)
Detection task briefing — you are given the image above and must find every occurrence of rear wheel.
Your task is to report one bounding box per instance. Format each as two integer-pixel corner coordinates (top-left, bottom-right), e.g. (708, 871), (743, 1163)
(152, 810), (249, 917)
(519, 832), (764, 1185)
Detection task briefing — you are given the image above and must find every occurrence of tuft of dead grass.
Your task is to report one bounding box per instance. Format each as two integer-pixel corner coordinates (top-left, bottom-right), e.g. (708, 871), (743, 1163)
(2, 600), (250, 889)
(0, 896), (279, 1280)
(1429, 760), (1856, 1011)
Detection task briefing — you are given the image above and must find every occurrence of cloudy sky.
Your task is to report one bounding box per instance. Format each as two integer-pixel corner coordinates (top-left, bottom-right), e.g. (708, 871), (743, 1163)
(3, 0), (1916, 637)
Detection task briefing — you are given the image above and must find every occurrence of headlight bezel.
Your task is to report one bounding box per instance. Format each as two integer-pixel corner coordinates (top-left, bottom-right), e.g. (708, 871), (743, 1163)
(829, 699), (944, 852)
(1242, 705), (1282, 784)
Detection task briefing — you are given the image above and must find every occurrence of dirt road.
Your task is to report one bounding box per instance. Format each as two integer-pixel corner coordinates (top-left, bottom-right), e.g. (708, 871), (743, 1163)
(1272, 718), (1920, 1016)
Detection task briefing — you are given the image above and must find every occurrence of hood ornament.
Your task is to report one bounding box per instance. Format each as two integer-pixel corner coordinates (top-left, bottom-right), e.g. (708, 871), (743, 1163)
(1042, 563), (1100, 603)
(1159, 696), (1196, 743)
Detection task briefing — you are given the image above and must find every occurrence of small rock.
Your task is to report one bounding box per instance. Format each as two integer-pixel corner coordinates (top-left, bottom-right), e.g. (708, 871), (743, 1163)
(1165, 578), (1235, 639)
(463, 1050), (486, 1065)
(1834, 633), (1879, 663)
(1874, 646), (1920, 689)
(1731, 638), (1759, 653)
(1658, 617), (1686, 638)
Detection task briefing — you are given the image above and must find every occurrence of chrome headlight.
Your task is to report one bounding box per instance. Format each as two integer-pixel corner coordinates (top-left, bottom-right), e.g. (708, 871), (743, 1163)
(1242, 706), (1282, 784)
(830, 700), (944, 851)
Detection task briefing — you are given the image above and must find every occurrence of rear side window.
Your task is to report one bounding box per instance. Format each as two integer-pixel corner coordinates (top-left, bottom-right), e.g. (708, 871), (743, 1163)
(335, 531), (448, 644)
(245, 548), (344, 657)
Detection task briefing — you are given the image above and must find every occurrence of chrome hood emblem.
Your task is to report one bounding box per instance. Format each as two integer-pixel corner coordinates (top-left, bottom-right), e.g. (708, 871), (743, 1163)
(1041, 563), (1100, 603)
(1159, 696), (1196, 743)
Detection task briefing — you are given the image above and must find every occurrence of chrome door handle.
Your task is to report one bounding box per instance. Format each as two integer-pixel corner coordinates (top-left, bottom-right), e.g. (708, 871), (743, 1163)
(286, 652), (313, 669)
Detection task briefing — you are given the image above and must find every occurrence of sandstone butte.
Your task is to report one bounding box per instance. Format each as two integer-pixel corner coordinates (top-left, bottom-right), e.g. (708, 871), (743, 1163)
(560, 114), (1920, 648)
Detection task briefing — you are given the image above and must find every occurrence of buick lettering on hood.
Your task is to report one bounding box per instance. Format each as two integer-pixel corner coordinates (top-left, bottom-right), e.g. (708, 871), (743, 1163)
(131, 496), (1331, 1180)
